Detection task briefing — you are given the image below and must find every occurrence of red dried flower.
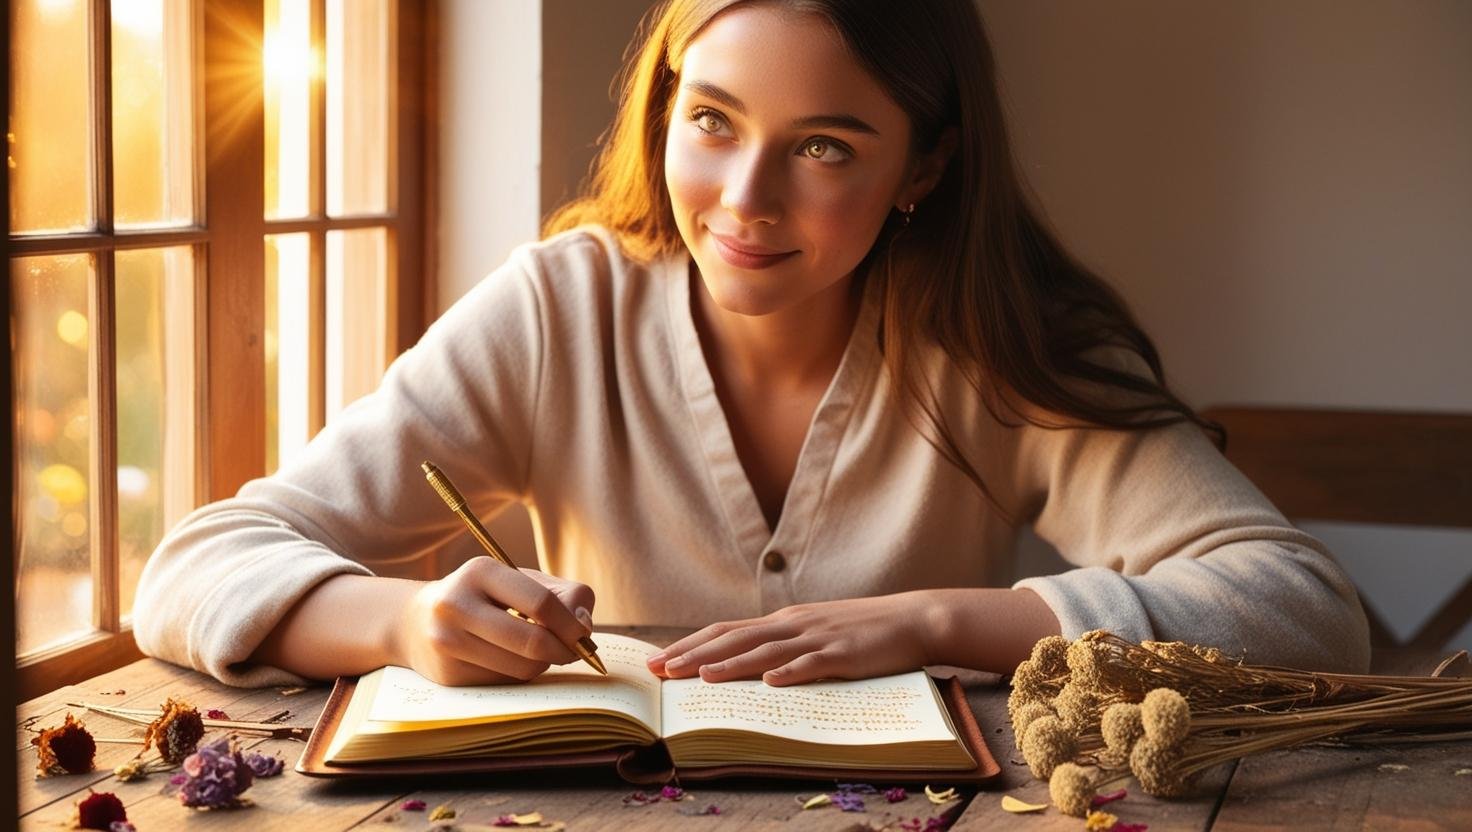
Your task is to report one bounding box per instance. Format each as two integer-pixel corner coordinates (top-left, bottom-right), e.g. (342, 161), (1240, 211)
(32, 713), (97, 775)
(206, 709), (229, 720)
(76, 790), (127, 830)
(400, 799), (427, 811)
(1092, 788), (1128, 808)
(143, 697), (206, 764)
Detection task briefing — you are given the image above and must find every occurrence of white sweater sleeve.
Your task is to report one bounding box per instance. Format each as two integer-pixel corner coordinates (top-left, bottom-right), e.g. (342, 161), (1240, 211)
(132, 242), (551, 686)
(1012, 415), (1371, 674)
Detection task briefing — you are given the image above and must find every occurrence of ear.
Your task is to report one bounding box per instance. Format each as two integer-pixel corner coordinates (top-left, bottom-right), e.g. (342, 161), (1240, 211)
(896, 126), (959, 209)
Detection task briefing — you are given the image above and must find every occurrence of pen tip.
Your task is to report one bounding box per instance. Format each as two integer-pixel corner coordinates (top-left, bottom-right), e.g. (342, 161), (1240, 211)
(421, 461), (434, 475)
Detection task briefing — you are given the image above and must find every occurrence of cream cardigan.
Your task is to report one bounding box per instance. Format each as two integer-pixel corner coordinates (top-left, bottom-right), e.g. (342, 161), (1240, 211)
(133, 225), (1371, 686)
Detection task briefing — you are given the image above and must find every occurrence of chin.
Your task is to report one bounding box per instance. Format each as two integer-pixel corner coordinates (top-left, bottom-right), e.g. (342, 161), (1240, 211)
(701, 270), (789, 317)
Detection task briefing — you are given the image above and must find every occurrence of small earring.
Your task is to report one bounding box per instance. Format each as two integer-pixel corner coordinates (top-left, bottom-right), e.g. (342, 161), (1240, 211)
(900, 203), (915, 228)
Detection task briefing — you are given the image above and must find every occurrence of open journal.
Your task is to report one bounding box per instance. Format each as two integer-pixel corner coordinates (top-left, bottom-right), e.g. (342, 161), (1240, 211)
(298, 633), (999, 784)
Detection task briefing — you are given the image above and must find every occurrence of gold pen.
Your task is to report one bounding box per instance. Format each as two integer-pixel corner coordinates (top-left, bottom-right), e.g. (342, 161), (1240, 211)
(421, 461), (607, 675)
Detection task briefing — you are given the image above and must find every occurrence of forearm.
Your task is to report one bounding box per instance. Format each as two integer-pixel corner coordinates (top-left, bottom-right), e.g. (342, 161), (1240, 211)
(926, 587), (1061, 674)
(249, 574), (421, 680)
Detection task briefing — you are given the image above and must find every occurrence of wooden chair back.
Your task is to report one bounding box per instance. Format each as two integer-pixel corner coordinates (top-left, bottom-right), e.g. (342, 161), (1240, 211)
(1201, 407), (1472, 650)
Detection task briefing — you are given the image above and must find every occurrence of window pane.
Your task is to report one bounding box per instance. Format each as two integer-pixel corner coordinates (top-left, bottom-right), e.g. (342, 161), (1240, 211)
(12, 255), (95, 655)
(327, 0), (389, 216)
(265, 233), (312, 473)
(112, 0), (196, 229)
(115, 247), (196, 619)
(9, 0), (95, 233)
(326, 227), (387, 419)
(264, 0), (314, 220)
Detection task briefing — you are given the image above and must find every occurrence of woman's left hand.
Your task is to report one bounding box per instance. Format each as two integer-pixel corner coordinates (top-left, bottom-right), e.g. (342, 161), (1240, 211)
(646, 591), (948, 686)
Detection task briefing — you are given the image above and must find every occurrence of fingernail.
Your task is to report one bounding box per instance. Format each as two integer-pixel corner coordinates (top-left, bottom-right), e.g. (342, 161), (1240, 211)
(665, 655), (688, 671)
(648, 651), (667, 664)
(574, 606), (593, 630)
(702, 662), (725, 674)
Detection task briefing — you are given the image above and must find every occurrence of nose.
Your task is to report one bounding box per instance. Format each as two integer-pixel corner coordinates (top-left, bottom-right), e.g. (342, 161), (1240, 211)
(719, 147), (784, 225)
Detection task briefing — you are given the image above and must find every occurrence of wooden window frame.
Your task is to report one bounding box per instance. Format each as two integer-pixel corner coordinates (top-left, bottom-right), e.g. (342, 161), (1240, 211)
(9, 0), (433, 700)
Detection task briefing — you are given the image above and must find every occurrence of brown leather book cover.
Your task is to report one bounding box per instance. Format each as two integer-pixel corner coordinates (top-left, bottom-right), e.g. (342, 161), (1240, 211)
(295, 673), (1001, 785)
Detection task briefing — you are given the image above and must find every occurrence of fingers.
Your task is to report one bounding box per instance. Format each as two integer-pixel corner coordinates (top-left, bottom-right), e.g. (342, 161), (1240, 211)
(652, 621), (788, 679)
(693, 637), (810, 683)
(761, 649), (845, 686)
(465, 558), (593, 653)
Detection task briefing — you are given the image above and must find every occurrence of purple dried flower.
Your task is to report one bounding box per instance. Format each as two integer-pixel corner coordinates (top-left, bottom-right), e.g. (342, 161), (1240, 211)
(176, 737), (254, 809)
(836, 782), (878, 794)
(884, 787), (908, 803)
(831, 791), (866, 812)
(400, 799), (427, 811)
(493, 815), (517, 827)
(660, 785), (686, 801)
(244, 752), (284, 778)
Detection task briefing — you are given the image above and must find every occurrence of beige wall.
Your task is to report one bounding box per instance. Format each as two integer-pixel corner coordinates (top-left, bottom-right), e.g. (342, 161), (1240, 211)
(437, 1), (1471, 646)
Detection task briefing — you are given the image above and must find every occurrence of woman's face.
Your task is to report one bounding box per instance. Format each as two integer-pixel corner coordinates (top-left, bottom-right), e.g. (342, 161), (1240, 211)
(664, 4), (917, 317)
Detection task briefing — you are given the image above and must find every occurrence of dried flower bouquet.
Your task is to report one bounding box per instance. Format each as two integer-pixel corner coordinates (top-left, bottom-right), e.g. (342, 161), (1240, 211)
(1008, 630), (1472, 816)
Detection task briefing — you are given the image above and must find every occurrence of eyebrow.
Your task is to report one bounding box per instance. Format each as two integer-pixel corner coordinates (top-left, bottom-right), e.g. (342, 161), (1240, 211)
(681, 80), (881, 137)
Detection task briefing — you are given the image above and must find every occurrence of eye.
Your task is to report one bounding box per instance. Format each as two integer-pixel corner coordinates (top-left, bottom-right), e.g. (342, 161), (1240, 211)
(688, 106), (728, 136)
(800, 138), (852, 164)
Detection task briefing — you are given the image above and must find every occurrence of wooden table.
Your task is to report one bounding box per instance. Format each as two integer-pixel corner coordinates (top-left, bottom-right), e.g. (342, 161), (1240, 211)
(17, 628), (1472, 830)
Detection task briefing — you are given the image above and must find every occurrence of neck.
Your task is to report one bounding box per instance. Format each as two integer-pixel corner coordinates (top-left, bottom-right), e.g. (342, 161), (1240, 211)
(690, 265), (861, 393)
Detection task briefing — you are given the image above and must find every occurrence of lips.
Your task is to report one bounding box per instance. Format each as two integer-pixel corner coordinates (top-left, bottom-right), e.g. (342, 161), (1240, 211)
(708, 230), (798, 270)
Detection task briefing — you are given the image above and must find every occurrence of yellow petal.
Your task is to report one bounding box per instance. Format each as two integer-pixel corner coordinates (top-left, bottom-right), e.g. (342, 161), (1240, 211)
(1085, 810), (1119, 831)
(925, 785), (958, 804)
(1001, 795), (1049, 813)
(802, 794), (833, 809)
(510, 812), (544, 825)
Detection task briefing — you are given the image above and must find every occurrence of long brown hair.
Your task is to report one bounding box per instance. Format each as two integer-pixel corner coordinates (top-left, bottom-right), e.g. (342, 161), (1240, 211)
(543, 0), (1223, 517)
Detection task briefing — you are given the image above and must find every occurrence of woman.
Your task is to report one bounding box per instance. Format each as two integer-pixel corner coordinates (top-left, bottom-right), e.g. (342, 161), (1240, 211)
(134, 0), (1370, 688)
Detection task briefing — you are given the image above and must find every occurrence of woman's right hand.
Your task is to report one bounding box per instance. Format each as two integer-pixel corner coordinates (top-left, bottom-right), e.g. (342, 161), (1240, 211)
(393, 556), (596, 686)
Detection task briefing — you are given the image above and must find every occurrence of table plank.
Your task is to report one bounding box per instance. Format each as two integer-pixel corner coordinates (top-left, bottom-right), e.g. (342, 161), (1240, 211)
(1210, 742), (1472, 832)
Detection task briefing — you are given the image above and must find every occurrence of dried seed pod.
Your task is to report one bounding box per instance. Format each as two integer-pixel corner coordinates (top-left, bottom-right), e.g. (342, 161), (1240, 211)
(1012, 701), (1055, 749)
(1029, 635), (1071, 678)
(1053, 681), (1100, 734)
(1048, 761), (1096, 817)
(1140, 688), (1191, 746)
(1066, 638), (1107, 692)
(1129, 735), (1187, 797)
(1100, 702), (1144, 766)
(1021, 714), (1077, 780)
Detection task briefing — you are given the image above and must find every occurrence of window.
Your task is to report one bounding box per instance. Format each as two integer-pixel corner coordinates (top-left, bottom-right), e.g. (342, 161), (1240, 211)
(9, 0), (430, 699)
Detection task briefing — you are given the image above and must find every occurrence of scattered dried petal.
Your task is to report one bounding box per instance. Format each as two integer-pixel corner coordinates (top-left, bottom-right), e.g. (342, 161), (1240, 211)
(244, 752), (285, 778)
(1085, 809), (1118, 831)
(832, 791), (866, 812)
(400, 799), (427, 811)
(33, 713), (97, 776)
(675, 803), (722, 816)
(427, 803), (456, 821)
(660, 785), (686, 801)
(801, 793), (832, 809)
(1000, 794), (1049, 813)
(1378, 763), (1409, 773)
(925, 784), (958, 804)
(837, 782), (878, 793)
(1456, 769), (1472, 776)
(492, 812), (544, 826)
(1091, 788), (1128, 807)
(76, 791), (127, 830)
(1111, 823), (1149, 832)
(278, 686), (309, 696)
(206, 709), (229, 720)
(113, 753), (147, 783)
(108, 822), (137, 832)
(884, 786), (908, 803)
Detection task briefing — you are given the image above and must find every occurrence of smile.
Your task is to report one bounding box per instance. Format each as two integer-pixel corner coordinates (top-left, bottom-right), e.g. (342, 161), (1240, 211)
(709, 232), (798, 270)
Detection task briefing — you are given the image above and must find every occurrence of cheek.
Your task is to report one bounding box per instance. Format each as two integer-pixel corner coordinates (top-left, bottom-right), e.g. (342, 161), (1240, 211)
(664, 132), (721, 213)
